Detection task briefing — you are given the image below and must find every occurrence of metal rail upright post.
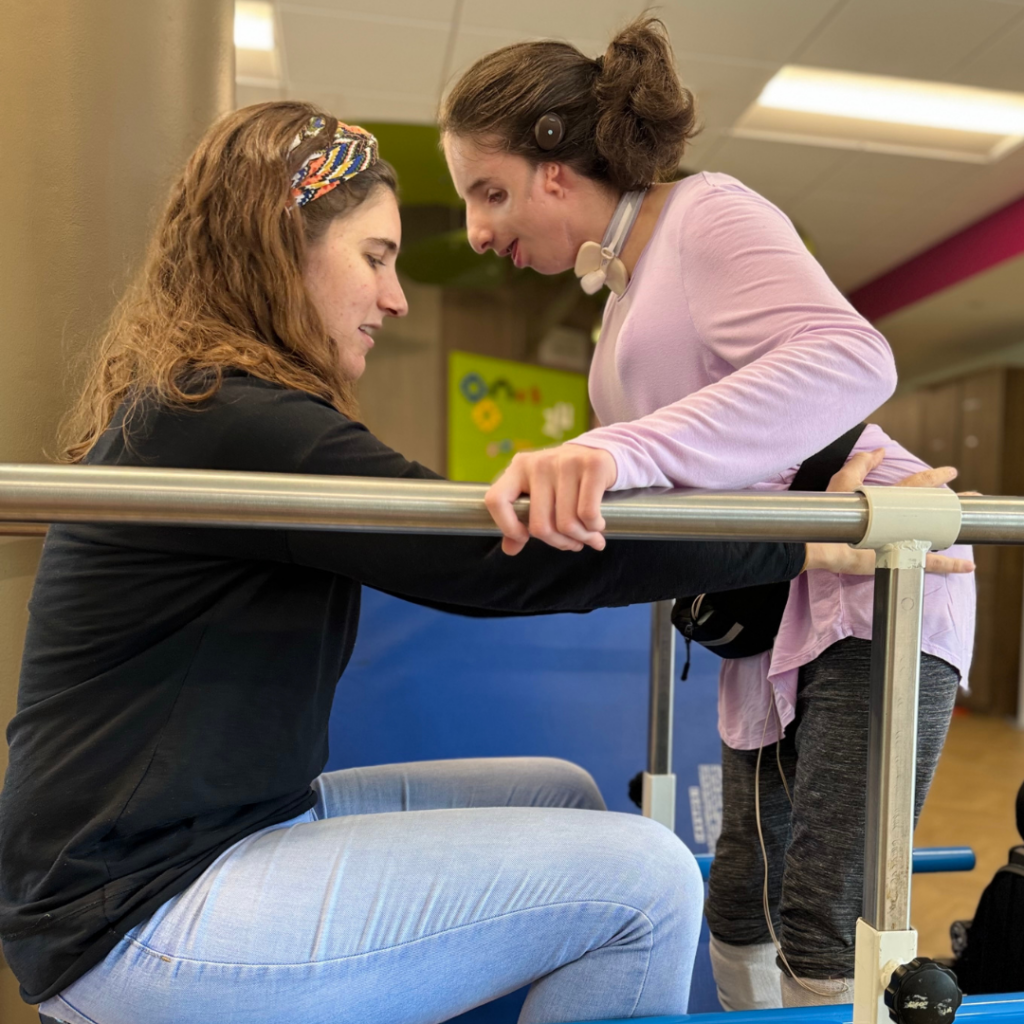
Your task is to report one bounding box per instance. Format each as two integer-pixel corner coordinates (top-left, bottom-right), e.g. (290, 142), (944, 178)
(851, 486), (963, 1024)
(642, 600), (676, 830)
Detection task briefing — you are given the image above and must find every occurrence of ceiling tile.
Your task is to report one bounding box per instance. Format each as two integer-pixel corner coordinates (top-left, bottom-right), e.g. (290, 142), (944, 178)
(680, 56), (780, 134)
(657, 0), (842, 63)
(458, 0), (644, 39)
(445, 27), (613, 87)
(285, 84), (439, 125)
(280, 9), (449, 99)
(914, 144), (1024, 239)
(824, 253), (897, 292)
(816, 236), (907, 291)
(787, 186), (949, 288)
(796, 0), (1022, 80)
(857, 213), (973, 276)
(802, 150), (980, 203)
(793, 145), (1024, 289)
(875, 255), (1024, 379)
(279, 1), (455, 22)
(235, 82), (284, 108)
(445, 26), (527, 83)
(947, 13), (1024, 91)
(683, 129), (729, 171)
(701, 135), (848, 205)
(790, 188), (943, 243)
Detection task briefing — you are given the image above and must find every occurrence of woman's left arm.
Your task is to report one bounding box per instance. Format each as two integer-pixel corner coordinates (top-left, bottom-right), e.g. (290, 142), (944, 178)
(487, 184), (897, 553)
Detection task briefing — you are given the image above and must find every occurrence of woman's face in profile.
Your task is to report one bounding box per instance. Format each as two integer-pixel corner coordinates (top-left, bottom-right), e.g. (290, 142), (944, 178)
(443, 134), (584, 277)
(303, 187), (408, 381)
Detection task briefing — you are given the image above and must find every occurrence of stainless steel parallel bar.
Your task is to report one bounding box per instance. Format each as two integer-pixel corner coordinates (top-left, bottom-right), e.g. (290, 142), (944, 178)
(1, 465), (1023, 543)
(0, 523), (47, 536)
(957, 495), (1024, 543)
(642, 601), (678, 830)
(0, 464), (868, 540)
(647, 601), (676, 777)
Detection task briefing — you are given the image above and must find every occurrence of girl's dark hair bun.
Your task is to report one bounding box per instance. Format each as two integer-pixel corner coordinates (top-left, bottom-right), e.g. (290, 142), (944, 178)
(594, 17), (698, 190)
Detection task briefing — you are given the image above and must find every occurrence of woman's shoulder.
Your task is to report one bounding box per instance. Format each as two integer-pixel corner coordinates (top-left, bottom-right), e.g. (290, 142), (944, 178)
(91, 372), (356, 474)
(670, 170), (776, 204)
(216, 370), (339, 417)
(667, 171), (794, 229)
(659, 171), (804, 263)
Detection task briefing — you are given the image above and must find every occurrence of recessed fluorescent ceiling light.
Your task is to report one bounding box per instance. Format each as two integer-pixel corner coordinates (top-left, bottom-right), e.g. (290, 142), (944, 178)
(235, 1), (275, 51)
(735, 66), (1024, 163)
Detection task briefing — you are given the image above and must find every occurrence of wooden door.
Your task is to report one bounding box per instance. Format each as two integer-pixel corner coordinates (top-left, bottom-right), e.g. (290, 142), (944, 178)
(958, 371), (1007, 713)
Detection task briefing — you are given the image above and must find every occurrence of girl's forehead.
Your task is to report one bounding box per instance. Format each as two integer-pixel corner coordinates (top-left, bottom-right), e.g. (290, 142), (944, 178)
(444, 137), (529, 194)
(444, 135), (493, 174)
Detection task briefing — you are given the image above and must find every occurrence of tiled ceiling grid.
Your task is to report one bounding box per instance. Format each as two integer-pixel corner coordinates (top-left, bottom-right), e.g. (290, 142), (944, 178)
(236, 0), (1024, 294)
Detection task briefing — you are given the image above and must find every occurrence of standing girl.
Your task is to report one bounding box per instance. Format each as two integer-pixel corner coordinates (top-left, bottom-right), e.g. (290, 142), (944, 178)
(441, 17), (976, 1009)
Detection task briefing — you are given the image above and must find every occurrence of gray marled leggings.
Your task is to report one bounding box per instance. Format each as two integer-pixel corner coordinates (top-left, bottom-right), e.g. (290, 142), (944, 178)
(705, 637), (959, 979)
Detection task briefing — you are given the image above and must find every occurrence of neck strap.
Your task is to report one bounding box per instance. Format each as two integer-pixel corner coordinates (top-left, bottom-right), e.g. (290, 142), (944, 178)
(574, 189), (648, 296)
(602, 189), (646, 253)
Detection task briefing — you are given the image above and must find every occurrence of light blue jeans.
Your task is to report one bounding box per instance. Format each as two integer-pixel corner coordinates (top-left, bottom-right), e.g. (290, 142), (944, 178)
(40, 758), (703, 1024)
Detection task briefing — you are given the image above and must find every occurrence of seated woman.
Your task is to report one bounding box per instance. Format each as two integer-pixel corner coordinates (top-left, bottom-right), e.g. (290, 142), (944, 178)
(0, 102), (968, 1024)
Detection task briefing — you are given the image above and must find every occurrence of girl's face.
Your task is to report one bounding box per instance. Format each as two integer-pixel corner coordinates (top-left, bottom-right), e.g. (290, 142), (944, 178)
(303, 187), (408, 381)
(443, 134), (614, 276)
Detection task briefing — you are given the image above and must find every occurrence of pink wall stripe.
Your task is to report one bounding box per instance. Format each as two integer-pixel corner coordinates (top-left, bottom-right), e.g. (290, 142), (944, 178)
(848, 192), (1024, 322)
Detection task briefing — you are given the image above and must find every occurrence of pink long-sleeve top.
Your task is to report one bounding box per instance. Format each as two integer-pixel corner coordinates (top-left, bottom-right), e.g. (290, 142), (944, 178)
(573, 172), (976, 750)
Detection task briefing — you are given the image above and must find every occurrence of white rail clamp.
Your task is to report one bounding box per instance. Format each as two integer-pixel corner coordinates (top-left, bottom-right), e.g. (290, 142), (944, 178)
(641, 771), (676, 831)
(853, 918), (918, 1024)
(853, 486), (962, 552)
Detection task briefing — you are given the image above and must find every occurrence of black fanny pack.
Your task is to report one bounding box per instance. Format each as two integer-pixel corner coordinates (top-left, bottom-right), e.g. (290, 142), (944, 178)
(671, 423), (866, 674)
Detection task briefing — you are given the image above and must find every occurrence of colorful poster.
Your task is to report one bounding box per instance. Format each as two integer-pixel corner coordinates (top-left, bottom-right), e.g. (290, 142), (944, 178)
(447, 351), (590, 483)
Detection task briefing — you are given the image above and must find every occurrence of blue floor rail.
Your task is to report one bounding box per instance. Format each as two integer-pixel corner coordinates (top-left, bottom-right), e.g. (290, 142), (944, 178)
(576, 992), (1024, 1023)
(693, 846), (976, 880)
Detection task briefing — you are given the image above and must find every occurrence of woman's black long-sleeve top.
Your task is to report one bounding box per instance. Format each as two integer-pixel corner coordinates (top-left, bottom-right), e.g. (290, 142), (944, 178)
(0, 372), (805, 1002)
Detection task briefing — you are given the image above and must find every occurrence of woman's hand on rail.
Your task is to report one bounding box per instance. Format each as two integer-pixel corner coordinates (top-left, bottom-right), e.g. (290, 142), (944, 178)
(829, 448), (959, 494)
(804, 543), (974, 575)
(804, 449), (976, 576)
(484, 445), (617, 556)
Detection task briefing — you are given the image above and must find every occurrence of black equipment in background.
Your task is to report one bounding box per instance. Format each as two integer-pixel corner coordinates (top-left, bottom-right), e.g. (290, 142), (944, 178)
(951, 780), (1024, 994)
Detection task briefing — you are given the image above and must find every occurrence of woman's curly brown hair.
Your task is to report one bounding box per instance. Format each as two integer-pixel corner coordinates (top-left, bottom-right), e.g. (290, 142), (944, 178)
(60, 100), (396, 462)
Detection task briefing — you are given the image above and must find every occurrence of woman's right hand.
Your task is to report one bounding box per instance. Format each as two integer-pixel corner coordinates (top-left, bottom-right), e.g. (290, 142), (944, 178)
(805, 543), (975, 576)
(803, 449), (976, 576)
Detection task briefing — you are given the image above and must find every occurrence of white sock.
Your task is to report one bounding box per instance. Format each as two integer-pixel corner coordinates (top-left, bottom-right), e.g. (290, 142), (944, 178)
(709, 936), (783, 1011)
(780, 972), (853, 1006)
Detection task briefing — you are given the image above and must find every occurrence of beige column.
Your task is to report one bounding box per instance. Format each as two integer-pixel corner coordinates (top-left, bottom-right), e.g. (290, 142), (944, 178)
(0, 2), (233, 1015)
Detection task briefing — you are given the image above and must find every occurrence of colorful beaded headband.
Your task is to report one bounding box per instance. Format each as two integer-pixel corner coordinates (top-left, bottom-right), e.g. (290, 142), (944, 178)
(289, 116), (379, 207)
